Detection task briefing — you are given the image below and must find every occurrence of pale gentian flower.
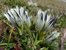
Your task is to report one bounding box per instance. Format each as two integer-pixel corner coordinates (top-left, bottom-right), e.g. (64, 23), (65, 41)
(35, 9), (56, 31)
(46, 31), (60, 42)
(35, 9), (46, 30)
(4, 6), (31, 27)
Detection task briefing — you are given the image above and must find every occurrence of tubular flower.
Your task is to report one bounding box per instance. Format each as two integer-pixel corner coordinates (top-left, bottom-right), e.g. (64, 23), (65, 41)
(4, 6), (31, 27)
(35, 9), (56, 31)
(46, 31), (60, 42)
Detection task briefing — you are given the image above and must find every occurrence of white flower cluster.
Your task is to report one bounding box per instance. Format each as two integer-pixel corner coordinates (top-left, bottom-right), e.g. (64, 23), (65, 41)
(4, 6), (60, 39)
(35, 9), (56, 31)
(4, 6), (57, 31)
(4, 6), (31, 27)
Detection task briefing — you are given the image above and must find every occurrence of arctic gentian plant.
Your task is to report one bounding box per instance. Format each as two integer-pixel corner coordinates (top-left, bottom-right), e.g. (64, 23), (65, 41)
(4, 6), (60, 50)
